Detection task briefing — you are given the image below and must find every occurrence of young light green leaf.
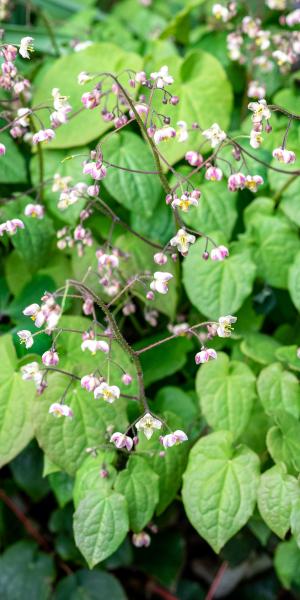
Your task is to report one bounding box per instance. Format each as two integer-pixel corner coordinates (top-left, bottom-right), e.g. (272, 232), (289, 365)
(183, 241), (256, 320)
(73, 453), (117, 509)
(0, 335), (35, 468)
(73, 490), (129, 568)
(240, 333), (281, 366)
(33, 374), (128, 475)
(102, 131), (162, 217)
(267, 411), (300, 475)
(257, 362), (300, 418)
(114, 455), (159, 532)
(275, 345), (300, 373)
(182, 431), (260, 553)
(291, 500), (300, 549)
(288, 252), (300, 312)
(196, 353), (256, 439)
(257, 463), (299, 539)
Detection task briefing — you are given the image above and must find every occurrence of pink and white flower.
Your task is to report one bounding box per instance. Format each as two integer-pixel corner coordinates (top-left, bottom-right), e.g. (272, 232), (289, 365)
(24, 203), (44, 219)
(286, 9), (300, 27)
(21, 362), (42, 387)
(132, 532), (151, 547)
(217, 315), (237, 337)
(83, 161), (107, 180)
(150, 272), (173, 295)
(177, 121), (188, 142)
(49, 403), (73, 418)
(136, 412), (162, 440)
(42, 349), (59, 366)
(272, 147), (296, 164)
(81, 89), (101, 109)
(153, 126), (176, 144)
(228, 172), (246, 191)
(205, 166), (223, 181)
(171, 193), (199, 212)
(17, 330), (34, 348)
(244, 174), (264, 192)
(110, 432), (133, 451)
(81, 374), (101, 392)
(19, 37), (34, 59)
(247, 80), (266, 99)
(211, 245), (229, 261)
(0, 219), (24, 236)
(135, 71), (147, 84)
(32, 129), (55, 144)
(94, 382), (120, 403)
(250, 129), (263, 149)
(150, 65), (174, 88)
(169, 228), (195, 256)
(160, 430), (188, 447)
(202, 123), (226, 148)
(81, 338), (109, 354)
(0, 143), (6, 155)
(154, 252), (168, 265)
(185, 151), (203, 167)
(195, 348), (217, 364)
(122, 373), (132, 386)
(248, 99), (271, 123)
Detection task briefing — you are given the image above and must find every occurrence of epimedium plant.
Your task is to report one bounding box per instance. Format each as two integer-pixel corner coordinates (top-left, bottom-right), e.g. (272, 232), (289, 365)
(1, 0), (300, 596)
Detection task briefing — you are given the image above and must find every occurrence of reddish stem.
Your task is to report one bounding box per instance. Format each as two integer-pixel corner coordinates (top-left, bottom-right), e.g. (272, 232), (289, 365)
(205, 561), (228, 600)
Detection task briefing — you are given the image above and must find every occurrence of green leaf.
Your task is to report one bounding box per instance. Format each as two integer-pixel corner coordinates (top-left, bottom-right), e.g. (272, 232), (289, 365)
(48, 472), (74, 508)
(240, 333), (281, 366)
(0, 335), (35, 467)
(275, 345), (300, 373)
(73, 490), (129, 567)
(137, 412), (189, 514)
(274, 537), (300, 590)
(10, 441), (49, 501)
(73, 453), (117, 509)
(0, 541), (55, 600)
(182, 431), (260, 553)
(290, 500), (300, 549)
(267, 411), (300, 475)
(32, 43), (143, 149)
(33, 374), (128, 475)
(182, 181), (237, 241)
(154, 386), (198, 429)
(54, 569), (127, 600)
(147, 49), (232, 165)
(0, 133), (27, 183)
(103, 131), (162, 217)
(183, 240), (256, 320)
(239, 397), (270, 455)
(257, 363), (300, 418)
(246, 214), (299, 289)
(257, 463), (299, 539)
(115, 232), (178, 319)
(196, 353), (256, 440)
(114, 455), (159, 532)
(289, 252), (300, 311)
(138, 335), (193, 387)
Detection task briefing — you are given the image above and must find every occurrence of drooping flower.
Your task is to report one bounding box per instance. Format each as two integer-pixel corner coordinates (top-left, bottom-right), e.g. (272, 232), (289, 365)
(150, 272), (173, 295)
(83, 161), (107, 180)
(42, 349), (59, 366)
(217, 315), (237, 337)
(81, 338), (109, 354)
(132, 532), (151, 547)
(272, 147), (296, 164)
(150, 65), (174, 88)
(122, 373), (132, 386)
(272, 50), (292, 67)
(81, 89), (101, 109)
(212, 3), (230, 21)
(248, 99), (271, 123)
(94, 382), (120, 403)
(286, 9), (300, 27)
(168, 322), (190, 336)
(211, 245), (229, 261)
(250, 128), (263, 149)
(154, 252), (168, 265)
(244, 174), (264, 192)
(24, 203), (44, 219)
(202, 123), (226, 148)
(228, 172), (246, 191)
(205, 166), (223, 181)
(136, 412), (162, 440)
(0, 219), (24, 236)
(247, 80), (266, 99)
(110, 432), (133, 451)
(176, 121), (188, 142)
(17, 330), (34, 348)
(19, 37), (34, 59)
(185, 151), (203, 167)
(169, 228), (196, 256)
(81, 374), (101, 392)
(153, 126), (176, 144)
(32, 129), (55, 144)
(160, 430), (188, 448)
(171, 193), (199, 212)
(0, 143), (6, 155)
(21, 362), (42, 387)
(195, 348), (217, 364)
(49, 403), (73, 418)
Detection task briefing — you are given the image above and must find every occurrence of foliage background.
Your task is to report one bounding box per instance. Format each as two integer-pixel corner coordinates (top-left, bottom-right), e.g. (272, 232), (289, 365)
(1, 0), (300, 598)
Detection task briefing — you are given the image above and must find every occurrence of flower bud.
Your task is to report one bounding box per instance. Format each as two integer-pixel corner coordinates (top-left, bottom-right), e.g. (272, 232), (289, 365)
(202, 251), (209, 260)
(170, 95), (179, 105)
(122, 373), (132, 386)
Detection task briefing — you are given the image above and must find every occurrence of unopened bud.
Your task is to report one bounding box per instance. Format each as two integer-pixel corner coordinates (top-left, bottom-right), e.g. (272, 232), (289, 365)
(170, 95), (179, 105)
(202, 251), (209, 260)
(146, 291), (155, 301)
